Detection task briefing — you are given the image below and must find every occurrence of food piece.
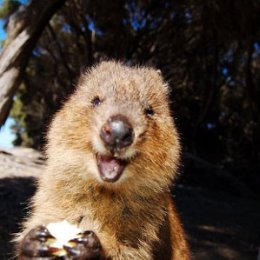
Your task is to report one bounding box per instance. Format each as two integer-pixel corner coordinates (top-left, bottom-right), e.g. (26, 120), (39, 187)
(46, 220), (82, 256)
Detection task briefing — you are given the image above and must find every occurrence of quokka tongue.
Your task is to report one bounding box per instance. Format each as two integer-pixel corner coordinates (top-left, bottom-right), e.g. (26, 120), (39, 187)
(97, 155), (126, 182)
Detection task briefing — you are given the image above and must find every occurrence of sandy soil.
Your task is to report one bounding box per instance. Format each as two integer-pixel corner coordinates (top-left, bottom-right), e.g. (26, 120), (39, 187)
(0, 148), (259, 260)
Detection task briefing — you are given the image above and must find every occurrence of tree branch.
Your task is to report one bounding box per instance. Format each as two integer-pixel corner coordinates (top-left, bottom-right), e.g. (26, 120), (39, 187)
(0, 0), (66, 126)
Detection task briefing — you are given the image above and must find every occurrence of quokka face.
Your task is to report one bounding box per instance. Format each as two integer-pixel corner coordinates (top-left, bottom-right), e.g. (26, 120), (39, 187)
(46, 61), (180, 194)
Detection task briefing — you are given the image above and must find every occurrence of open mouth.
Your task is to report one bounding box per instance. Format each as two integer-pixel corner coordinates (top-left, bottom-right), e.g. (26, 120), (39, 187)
(97, 155), (127, 183)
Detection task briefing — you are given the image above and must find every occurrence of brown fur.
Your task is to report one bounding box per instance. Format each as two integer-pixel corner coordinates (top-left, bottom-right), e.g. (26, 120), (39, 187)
(16, 61), (190, 260)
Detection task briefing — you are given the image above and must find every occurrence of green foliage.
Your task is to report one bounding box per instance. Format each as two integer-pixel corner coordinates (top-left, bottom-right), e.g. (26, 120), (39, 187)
(0, 0), (20, 20)
(1, 0), (259, 172)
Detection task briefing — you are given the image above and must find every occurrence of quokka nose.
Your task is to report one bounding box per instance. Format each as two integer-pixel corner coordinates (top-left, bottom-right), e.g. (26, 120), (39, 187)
(100, 115), (134, 151)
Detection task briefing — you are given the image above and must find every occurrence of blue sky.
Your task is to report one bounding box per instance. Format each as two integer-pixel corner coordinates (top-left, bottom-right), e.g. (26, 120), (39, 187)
(0, 20), (5, 40)
(0, 3), (15, 148)
(0, 118), (15, 148)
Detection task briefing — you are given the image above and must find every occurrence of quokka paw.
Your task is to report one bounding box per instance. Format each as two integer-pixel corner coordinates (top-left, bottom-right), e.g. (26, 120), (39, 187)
(63, 230), (101, 260)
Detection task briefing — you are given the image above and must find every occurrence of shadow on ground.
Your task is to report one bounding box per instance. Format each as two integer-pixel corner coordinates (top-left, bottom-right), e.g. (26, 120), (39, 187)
(174, 186), (260, 260)
(0, 177), (36, 260)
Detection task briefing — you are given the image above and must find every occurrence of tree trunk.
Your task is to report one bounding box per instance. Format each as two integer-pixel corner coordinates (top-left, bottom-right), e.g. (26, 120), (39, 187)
(0, 0), (66, 126)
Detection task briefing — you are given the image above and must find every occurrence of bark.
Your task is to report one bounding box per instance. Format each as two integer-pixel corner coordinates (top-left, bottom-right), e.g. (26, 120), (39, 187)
(0, 0), (66, 126)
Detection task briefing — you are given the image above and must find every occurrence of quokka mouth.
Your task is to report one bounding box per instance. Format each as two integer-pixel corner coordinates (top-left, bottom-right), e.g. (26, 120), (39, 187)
(97, 154), (127, 183)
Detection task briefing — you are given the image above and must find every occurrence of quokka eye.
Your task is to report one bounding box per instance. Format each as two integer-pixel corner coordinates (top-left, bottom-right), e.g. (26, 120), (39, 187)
(144, 106), (154, 116)
(91, 96), (102, 107)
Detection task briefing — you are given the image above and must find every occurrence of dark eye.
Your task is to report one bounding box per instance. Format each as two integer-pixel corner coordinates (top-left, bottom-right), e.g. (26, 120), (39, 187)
(144, 106), (154, 116)
(91, 96), (102, 107)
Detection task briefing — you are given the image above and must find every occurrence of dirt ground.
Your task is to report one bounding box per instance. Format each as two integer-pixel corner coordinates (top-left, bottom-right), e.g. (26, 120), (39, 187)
(0, 148), (259, 260)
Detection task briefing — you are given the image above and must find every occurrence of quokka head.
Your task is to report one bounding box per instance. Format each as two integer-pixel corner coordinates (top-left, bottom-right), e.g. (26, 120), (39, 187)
(47, 61), (180, 194)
